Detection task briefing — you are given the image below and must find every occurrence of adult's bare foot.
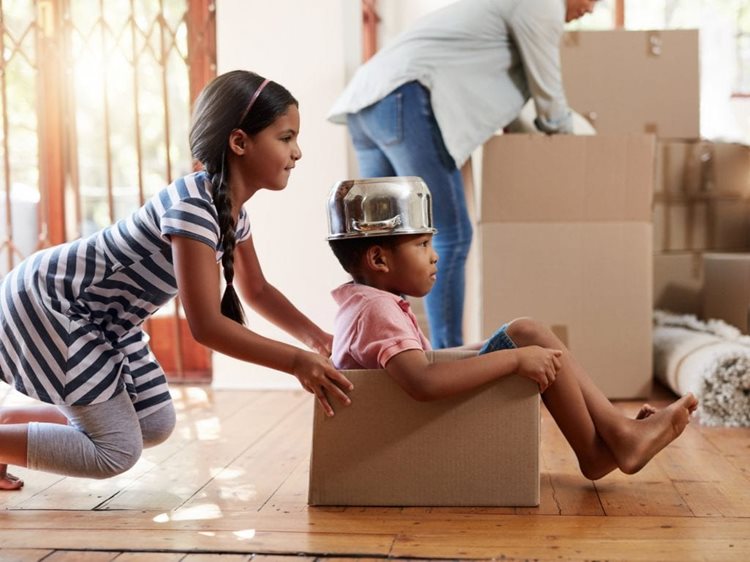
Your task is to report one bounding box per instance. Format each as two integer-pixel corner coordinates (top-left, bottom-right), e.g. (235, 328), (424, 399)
(613, 393), (698, 475)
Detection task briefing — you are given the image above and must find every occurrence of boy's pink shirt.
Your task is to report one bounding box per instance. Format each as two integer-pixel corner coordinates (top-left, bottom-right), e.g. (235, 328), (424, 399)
(331, 282), (432, 370)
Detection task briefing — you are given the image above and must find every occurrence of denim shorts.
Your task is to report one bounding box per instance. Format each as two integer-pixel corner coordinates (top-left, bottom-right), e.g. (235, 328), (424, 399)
(479, 324), (517, 355)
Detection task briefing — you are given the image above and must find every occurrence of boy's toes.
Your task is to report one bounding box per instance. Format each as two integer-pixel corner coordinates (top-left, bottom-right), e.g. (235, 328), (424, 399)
(636, 403), (657, 420)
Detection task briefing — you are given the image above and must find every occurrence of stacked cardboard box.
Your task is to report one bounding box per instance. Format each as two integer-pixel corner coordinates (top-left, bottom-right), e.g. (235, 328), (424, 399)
(563, 29), (750, 324)
(477, 134), (654, 399)
(652, 141), (750, 319)
(560, 29), (730, 321)
(469, 30), (712, 399)
(703, 253), (750, 333)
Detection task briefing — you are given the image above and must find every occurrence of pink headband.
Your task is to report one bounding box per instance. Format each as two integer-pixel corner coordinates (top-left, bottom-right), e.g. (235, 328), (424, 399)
(237, 78), (270, 126)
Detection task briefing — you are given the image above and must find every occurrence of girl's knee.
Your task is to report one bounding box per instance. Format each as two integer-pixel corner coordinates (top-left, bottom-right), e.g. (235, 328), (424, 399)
(506, 317), (547, 345)
(91, 436), (143, 479)
(140, 403), (176, 449)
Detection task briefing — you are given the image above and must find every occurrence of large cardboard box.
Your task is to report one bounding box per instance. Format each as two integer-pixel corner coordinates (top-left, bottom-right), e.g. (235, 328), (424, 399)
(308, 350), (540, 507)
(480, 222), (653, 399)
(477, 134), (654, 399)
(703, 253), (750, 333)
(561, 30), (699, 139)
(653, 252), (704, 316)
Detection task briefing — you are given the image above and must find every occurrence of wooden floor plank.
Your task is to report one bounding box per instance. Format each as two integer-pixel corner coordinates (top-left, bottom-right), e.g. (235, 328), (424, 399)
(181, 555), (250, 561)
(0, 529), (397, 556)
(181, 397), (313, 513)
(114, 553), (186, 561)
(9, 389), (258, 512)
(101, 391), (308, 511)
(43, 552), (119, 561)
(0, 550), (55, 562)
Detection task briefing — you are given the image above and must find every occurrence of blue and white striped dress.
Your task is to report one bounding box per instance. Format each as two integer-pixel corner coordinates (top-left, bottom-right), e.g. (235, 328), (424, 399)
(0, 172), (251, 419)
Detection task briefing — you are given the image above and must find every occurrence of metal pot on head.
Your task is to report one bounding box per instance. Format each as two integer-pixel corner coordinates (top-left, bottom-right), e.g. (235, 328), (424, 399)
(325, 176), (436, 240)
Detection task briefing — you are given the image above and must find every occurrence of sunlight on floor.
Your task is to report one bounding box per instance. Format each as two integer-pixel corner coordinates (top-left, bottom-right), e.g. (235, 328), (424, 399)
(153, 502), (223, 522)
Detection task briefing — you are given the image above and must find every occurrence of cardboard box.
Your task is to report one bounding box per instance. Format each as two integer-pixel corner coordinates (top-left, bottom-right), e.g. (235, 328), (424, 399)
(474, 133), (654, 399)
(706, 143), (750, 197)
(479, 222), (653, 399)
(654, 141), (706, 196)
(653, 252), (704, 316)
(703, 253), (750, 333)
(655, 140), (750, 198)
(308, 350), (540, 507)
(561, 30), (699, 139)
(653, 198), (750, 252)
(480, 134), (654, 223)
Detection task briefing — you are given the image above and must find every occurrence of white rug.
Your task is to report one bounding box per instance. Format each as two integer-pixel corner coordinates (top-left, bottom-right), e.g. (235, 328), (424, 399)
(653, 310), (750, 427)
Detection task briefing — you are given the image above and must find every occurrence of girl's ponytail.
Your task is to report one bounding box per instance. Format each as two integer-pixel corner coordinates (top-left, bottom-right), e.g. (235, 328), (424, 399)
(212, 159), (245, 325)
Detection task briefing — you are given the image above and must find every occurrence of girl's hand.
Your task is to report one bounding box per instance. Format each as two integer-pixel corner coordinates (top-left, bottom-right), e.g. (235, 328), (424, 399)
(292, 350), (353, 416)
(515, 346), (563, 392)
(309, 331), (334, 357)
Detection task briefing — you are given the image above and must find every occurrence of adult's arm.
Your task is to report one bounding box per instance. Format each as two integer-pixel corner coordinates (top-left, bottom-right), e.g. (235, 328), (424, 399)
(510, 0), (573, 134)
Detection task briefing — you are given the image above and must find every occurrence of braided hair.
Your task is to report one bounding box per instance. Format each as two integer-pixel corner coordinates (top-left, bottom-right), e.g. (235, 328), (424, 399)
(189, 70), (298, 324)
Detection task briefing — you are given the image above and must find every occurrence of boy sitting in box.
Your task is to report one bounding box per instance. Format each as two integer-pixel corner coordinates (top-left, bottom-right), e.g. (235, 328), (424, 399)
(326, 177), (697, 481)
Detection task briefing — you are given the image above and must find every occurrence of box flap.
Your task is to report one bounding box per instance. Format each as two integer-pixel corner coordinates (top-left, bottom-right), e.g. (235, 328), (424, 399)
(480, 134), (654, 223)
(561, 30), (700, 139)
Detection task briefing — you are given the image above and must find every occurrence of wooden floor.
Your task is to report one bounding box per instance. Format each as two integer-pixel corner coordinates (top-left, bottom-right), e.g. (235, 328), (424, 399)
(1, 382), (749, 562)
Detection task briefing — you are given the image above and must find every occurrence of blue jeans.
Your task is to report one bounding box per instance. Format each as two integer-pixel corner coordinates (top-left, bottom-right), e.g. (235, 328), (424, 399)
(479, 323), (517, 355)
(346, 81), (473, 348)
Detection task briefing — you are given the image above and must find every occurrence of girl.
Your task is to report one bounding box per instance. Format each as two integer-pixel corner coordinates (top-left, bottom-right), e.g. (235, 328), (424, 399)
(0, 70), (353, 490)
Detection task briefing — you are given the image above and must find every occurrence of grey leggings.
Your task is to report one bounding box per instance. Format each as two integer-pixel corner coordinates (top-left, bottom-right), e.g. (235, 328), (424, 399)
(27, 390), (176, 479)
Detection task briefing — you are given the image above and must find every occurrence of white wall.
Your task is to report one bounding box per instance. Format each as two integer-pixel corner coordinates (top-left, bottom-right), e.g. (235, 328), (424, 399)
(212, 0), (469, 389)
(213, 0), (356, 389)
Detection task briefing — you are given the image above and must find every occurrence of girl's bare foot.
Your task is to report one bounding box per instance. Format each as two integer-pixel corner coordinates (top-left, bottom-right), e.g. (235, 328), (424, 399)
(612, 393), (698, 475)
(0, 465), (24, 490)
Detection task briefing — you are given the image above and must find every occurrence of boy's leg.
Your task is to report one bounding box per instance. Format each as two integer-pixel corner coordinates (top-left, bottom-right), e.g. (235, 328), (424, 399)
(505, 318), (697, 479)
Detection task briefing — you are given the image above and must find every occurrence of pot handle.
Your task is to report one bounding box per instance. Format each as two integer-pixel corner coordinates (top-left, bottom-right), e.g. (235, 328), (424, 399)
(351, 215), (402, 233)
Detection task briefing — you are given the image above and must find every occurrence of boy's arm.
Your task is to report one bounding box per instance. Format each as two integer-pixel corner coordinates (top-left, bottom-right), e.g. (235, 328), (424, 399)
(385, 346), (561, 401)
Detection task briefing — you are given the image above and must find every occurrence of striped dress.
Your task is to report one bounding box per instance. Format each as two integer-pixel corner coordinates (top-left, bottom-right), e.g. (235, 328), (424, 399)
(0, 172), (251, 419)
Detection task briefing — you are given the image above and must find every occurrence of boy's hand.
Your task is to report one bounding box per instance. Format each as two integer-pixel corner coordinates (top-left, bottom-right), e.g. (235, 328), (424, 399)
(292, 350), (353, 416)
(515, 346), (563, 392)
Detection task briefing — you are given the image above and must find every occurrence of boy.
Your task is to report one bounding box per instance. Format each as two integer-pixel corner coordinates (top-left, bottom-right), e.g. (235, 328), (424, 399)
(326, 179), (697, 480)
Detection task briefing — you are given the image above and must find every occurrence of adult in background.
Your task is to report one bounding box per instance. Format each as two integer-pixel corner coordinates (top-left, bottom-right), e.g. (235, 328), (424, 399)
(328, 0), (599, 348)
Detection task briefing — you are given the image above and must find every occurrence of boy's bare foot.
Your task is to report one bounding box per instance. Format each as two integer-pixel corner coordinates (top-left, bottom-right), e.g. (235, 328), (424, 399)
(635, 403), (657, 420)
(0, 465), (24, 490)
(613, 393), (698, 475)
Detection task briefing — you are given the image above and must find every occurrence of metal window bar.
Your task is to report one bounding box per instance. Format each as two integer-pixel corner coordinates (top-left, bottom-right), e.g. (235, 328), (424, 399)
(0, 0), (215, 382)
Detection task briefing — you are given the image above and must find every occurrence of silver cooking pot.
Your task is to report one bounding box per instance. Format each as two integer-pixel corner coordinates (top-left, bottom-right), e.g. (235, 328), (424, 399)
(326, 176), (437, 240)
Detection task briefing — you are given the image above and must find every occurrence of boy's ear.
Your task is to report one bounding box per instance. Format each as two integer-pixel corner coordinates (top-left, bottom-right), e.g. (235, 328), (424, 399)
(228, 129), (248, 156)
(364, 245), (390, 273)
